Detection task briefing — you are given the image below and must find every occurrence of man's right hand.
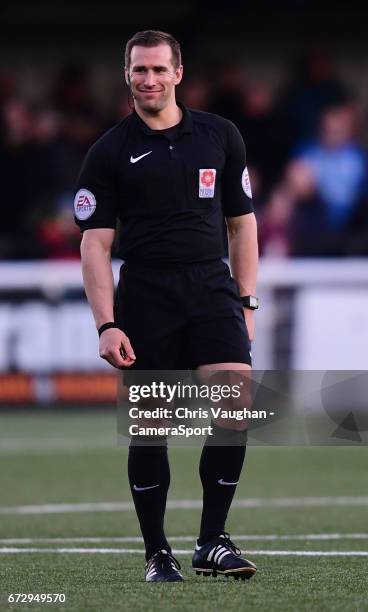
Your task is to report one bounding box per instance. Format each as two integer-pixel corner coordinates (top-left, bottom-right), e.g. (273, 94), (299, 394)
(99, 328), (136, 368)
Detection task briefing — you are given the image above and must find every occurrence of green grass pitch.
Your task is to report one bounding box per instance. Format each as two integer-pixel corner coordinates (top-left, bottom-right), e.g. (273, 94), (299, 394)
(0, 411), (367, 611)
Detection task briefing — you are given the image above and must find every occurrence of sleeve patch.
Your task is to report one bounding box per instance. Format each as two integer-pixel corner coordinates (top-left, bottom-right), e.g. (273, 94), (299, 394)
(74, 189), (97, 220)
(241, 167), (252, 199)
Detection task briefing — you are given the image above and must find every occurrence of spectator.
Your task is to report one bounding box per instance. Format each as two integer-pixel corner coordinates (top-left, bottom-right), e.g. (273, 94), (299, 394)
(296, 104), (367, 231)
(260, 149), (368, 257)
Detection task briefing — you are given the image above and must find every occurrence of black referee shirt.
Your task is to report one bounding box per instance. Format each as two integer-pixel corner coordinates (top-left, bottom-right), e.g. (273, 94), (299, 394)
(74, 103), (253, 264)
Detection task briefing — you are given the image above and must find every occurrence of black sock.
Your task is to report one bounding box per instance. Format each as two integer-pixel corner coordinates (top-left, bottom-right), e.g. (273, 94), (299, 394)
(128, 440), (171, 560)
(198, 424), (247, 546)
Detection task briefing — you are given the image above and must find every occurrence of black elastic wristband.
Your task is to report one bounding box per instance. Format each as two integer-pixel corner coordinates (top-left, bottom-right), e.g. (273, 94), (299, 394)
(98, 322), (119, 337)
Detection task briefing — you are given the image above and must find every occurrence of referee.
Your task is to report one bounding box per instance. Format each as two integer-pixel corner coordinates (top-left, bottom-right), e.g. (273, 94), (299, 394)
(75, 30), (258, 583)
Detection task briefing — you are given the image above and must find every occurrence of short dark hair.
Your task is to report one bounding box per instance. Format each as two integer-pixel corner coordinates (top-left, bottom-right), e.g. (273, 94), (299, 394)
(124, 30), (182, 69)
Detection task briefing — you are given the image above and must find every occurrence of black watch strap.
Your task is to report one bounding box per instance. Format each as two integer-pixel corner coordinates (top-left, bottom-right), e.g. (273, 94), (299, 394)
(98, 322), (120, 337)
(240, 295), (259, 310)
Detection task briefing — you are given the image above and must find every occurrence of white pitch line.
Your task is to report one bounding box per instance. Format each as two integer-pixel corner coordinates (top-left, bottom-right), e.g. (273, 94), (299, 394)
(246, 551), (368, 557)
(0, 440), (114, 453)
(0, 548), (146, 554)
(1, 534), (368, 544)
(2, 496), (368, 516)
(0, 547), (367, 557)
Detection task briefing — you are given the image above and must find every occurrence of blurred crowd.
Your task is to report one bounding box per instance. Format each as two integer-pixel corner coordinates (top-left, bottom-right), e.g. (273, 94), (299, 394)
(1, 50), (368, 260)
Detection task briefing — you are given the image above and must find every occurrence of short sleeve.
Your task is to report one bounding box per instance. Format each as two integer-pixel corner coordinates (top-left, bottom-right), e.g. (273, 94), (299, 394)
(74, 140), (118, 232)
(221, 120), (254, 218)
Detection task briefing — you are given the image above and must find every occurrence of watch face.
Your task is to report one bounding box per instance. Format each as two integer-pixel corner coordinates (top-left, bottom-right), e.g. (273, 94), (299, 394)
(241, 295), (259, 309)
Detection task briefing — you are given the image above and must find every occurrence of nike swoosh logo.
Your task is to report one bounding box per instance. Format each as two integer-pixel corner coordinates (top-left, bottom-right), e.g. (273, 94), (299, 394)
(218, 478), (239, 486)
(133, 483), (160, 492)
(130, 151), (152, 164)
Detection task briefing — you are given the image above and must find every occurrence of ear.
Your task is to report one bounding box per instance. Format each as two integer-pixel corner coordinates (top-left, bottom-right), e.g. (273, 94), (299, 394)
(124, 67), (130, 86)
(174, 65), (183, 86)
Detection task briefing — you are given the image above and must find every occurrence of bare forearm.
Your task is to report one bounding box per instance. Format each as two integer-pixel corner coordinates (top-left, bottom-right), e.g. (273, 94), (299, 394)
(81, 241), (115, 329)
(227, 214), (258, 294)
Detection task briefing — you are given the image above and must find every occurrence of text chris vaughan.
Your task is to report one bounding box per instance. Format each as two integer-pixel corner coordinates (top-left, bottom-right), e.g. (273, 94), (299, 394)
(128, 407), (268, 420)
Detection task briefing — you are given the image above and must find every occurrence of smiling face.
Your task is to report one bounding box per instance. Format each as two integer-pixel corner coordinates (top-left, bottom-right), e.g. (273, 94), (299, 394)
(125, 44), (183, 115)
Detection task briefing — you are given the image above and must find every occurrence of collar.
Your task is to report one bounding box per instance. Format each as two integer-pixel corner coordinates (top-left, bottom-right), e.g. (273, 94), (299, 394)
(133, 102), (193, 137)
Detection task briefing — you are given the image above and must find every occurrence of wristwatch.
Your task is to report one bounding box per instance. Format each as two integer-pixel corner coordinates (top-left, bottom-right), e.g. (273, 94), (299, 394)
(240, 295), (259, 310)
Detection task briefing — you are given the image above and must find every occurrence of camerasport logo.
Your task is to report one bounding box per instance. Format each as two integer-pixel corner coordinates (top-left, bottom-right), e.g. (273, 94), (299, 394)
(74, 189), (97, 220)
(199, 169), (216, 198)
(241, 167), (252, 198)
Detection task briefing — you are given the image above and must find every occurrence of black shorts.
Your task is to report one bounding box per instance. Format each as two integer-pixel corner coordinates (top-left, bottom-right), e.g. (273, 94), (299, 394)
(114, 259), (251, 370)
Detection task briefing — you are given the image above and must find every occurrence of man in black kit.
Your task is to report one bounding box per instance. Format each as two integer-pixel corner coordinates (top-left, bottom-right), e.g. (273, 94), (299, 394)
(75, 30), (259, 583)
